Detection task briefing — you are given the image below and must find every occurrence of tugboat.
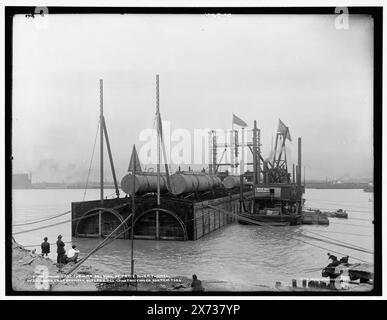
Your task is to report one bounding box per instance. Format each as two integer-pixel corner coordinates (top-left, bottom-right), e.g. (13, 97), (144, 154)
(334, 209), (348, 218)
(233, 120), (304, 227)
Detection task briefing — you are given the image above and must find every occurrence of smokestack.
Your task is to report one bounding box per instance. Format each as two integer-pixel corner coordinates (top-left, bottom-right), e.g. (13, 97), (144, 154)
(297, 137), (302, 186)
(253, 120), (258, 185)
(292, 164), (295, 184)
(264, 161), (269, 184)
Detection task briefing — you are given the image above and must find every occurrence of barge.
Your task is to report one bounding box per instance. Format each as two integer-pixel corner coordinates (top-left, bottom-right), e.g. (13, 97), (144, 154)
(71, 77), (305, 241)
(72, 185), (253, 241)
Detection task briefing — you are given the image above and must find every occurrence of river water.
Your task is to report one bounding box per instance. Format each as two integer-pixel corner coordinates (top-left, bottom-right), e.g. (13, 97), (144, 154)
(12, 188), (374, 291)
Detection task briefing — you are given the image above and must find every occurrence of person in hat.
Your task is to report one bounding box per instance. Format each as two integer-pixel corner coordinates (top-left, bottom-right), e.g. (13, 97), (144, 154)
(327, 252), (337, 261)
(56, 235), (66, 265)
(190, 274), (205, 292)
(327, 252), (340, 267)
(41, 237), (50, 257)
(339, 255), (349, 264)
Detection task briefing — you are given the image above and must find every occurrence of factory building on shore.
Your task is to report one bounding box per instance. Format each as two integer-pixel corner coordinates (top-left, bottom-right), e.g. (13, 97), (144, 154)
(12, 173), (32, 189)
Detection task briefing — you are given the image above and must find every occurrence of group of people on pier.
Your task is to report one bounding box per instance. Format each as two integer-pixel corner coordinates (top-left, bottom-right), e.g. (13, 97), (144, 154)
(40, 235), (205, 291)
(40, 234), (80, 265)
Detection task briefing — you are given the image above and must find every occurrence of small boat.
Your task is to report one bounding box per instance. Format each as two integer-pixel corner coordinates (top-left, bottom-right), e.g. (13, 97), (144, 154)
(334, 209), (348, 218)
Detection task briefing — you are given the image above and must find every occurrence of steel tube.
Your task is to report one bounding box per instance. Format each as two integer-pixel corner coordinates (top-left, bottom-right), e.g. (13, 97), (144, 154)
(170, 173), (222, 195)
(121, 173), (168, 195)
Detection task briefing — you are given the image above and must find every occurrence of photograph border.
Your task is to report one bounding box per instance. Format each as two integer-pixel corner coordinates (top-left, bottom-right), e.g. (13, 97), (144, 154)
(4, 5), (382, 296)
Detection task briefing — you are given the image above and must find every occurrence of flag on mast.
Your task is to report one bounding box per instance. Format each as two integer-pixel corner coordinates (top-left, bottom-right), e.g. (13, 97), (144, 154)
(277, 119), (292, 141)
(232, 114), (248, 127)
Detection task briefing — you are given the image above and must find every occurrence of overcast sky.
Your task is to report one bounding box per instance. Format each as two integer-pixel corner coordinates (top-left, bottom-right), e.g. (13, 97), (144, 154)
(12, 13), (373, 183)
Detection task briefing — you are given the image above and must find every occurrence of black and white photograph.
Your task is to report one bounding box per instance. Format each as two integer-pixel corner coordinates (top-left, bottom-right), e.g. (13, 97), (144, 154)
(4, 5), (382, 298)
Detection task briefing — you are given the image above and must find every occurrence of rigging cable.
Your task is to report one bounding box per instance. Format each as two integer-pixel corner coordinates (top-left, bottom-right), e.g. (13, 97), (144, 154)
(329, 221), (372, 228)
(14, 122), (103, 228)
(65, 213), (133, 275)
(300, 234), (372, 255)
(208, 205), (371, 264)
(83, 120), (100, 201)
(19, 241), (72, 248)
(12, 219), (73, 235)
(304, 229), (371, 237)
(12, 210), (71, 227)
(12, 203), (129, 235)
(303, 229), (373, 252)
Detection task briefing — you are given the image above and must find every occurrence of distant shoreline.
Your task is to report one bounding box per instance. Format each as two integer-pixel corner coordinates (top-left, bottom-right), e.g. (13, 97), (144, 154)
(305, 185), (372, 190)
(13, 186), (118, 190)
(13, 185), (371, 190)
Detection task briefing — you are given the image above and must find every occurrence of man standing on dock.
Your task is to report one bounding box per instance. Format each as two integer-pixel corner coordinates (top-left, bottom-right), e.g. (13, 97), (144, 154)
(56, 235), (66, 265)
(41, 237), (50, 257)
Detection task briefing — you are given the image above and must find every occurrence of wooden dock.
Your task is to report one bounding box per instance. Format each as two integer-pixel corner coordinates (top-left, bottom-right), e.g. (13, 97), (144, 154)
(301, 210), (329, 225)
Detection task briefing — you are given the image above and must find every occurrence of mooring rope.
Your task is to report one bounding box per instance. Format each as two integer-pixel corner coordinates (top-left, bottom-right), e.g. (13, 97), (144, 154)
(95, 223), (131, 250)
(12, 203), (129, 235)
(300, 234), (373, 254)
(348, 217), (373, 222)
(206, 205), (371, 264)
(12, 210), (72, 227)
(65, 213), (133, 275)
(20, 241), (72, 248)
(12, 219), (74, 235)
(307, 229), (371, 237)
(303, 230), (373, 253)
(329, 221), (372, 228)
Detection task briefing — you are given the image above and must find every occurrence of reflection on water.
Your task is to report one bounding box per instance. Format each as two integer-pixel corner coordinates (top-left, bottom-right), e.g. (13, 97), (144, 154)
(12, 188), (374, 290)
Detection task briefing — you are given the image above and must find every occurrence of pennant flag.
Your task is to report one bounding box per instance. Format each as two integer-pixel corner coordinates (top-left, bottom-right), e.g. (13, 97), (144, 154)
(232, 114), (248, 127)
(277, 119), (292, 141)
(128, 145), (142, 172)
